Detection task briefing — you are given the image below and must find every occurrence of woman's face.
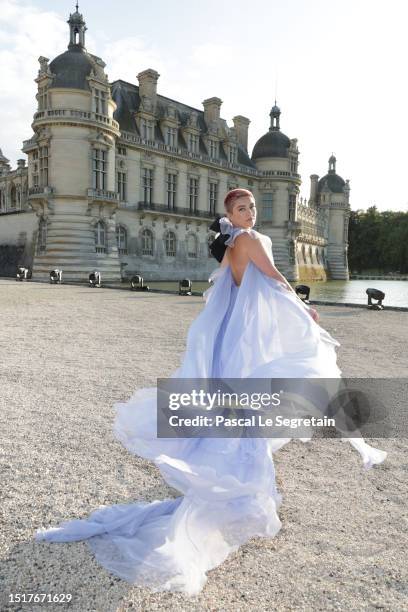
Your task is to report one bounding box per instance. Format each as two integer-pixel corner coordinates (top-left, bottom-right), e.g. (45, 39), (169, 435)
(227, 195), (257, 229)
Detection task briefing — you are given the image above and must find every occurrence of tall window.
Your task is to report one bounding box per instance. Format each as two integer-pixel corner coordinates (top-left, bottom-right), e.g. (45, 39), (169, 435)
(188, 133), (199, 154)
(166, 127), (177, 147)
(10, 186), (17, 209)
(37, 218), (47, 254)
(262, 193), (273, 221)
(208, 139), (218, 158)
(142, 168), (153, 204)
(116, 225), (127, 254)
(95, 89), (107, 114)
(140, 118), (154, 140)
(117, 172), (127, 201)
(38, 87), (48, 111)
(95, 220), (106, 253)
(39, 146), (48, 186)
(32, 150), (39, 187)
(228, 146), (237, 164)
(165, 231), (176, 257)
(343, 217), (349, 242)
(187, 234), (198, 258)
(0, 189), (4, 211)
(209, 182), (218, 215)
(289, 194), (296, 221)
(141, 228), (154, 255)
(189, 177), (198, 212)
(166, 173), (177, 209)
(92, 149), (107, 190)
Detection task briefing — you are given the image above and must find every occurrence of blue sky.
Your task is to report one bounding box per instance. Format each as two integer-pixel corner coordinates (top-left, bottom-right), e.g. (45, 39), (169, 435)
(1, 0), (407, 212)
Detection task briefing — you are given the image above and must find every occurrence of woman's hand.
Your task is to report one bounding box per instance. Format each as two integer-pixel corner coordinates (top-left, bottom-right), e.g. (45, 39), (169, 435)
(308, 307), (319, 323)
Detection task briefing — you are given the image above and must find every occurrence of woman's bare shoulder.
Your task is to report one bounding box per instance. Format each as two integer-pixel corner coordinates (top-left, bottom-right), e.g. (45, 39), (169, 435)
(234, 229), (267, 247)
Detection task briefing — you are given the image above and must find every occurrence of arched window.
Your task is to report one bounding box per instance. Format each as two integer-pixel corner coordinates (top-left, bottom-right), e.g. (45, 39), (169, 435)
(0, 189), (5, 212)
(165, 231), (176, 257)
(37, 218), (47, 254)
(10, 185), (17, 209)
(116, 225), (127, 254)
(316, 249), (321, 265)
(301, 244), (306, 264)
(308, 246), (313, 263)
(207, 234), (213, 258)
(141, 228), (154, 255)
(95, 220), (106, 253)
(187, 234), (198, 258)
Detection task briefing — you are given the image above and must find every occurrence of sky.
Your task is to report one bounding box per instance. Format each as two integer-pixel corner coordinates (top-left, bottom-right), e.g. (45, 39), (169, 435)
(0, 0), (407, 212)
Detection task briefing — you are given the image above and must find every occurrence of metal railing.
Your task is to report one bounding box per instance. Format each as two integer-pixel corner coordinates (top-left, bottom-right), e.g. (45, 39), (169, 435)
(134, 201), (213, 219)
(87, 188), (119, 201)
(33, 108), (120, 131)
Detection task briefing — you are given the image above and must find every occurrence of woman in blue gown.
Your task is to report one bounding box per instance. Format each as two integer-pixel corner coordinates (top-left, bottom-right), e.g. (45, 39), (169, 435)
(36, 189), (387, 596)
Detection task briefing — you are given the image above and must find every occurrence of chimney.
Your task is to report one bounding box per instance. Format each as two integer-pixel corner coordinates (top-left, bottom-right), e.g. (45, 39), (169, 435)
(202, 97), (222, 125)
(137, 69), (160, 106)
(310, 174), (319, 204)
(233, 115), (250, 151)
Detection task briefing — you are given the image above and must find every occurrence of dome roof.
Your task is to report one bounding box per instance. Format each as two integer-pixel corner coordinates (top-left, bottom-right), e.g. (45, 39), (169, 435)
(69, 10), (85, 24)
(252, 129), (291, 159)
(49, 46), (103, 90)
(317, 173), (346, 193)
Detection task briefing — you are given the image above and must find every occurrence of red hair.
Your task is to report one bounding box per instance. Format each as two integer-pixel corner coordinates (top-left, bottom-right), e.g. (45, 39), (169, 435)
(224, 188), (254, 213)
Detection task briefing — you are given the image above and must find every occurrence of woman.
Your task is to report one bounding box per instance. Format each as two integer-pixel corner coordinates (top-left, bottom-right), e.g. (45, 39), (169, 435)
(36, 189), (386, 596)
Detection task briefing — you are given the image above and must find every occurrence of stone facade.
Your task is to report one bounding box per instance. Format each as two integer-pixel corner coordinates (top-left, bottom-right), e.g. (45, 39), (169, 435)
(0, 8), (350, 282)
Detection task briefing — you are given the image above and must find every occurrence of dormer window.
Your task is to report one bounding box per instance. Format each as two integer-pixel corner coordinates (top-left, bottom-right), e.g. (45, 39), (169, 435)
(188, 133), (199, 154)
(228, 146), (237, 164)
(94, 89), (107, 115)
(140, 118), (154, 141)
(166, 127), (177, 147)
(208, 139), (218, 159)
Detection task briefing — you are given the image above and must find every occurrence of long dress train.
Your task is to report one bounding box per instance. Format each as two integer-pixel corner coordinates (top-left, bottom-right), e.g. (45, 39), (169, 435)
(35, 231), (386, 596)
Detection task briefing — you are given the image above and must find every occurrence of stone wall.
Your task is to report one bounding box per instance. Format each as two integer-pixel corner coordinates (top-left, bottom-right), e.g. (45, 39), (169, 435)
(0, 211), (37, 276)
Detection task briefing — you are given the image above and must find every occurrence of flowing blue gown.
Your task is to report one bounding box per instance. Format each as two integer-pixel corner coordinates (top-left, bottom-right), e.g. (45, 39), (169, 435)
(36, 229), (386, 595)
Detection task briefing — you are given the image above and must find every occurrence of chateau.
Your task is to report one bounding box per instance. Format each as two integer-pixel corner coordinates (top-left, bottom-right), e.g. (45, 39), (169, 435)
(0, 7), (350, 282)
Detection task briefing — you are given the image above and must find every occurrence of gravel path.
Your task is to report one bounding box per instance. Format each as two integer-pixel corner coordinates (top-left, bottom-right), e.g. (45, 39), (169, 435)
(0, 279), (406, 612)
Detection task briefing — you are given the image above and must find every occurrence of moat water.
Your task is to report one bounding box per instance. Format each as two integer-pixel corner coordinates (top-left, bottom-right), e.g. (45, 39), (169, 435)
(146, 279), (408, 308)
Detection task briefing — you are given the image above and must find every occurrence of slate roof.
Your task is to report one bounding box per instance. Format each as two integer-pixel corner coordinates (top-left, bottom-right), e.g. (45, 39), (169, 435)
(49, 45), (105, 91)
(251, 129), (291, 159)
(317, 172), (346, 193)
(110, 80), (256, 169)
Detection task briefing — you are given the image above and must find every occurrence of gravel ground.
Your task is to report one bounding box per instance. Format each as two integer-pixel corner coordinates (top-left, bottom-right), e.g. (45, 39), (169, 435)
(0, 279), (406, 612)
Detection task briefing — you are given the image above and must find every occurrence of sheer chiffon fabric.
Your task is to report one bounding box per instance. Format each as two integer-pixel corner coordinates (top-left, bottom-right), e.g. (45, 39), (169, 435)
(36, 231), (386, 595)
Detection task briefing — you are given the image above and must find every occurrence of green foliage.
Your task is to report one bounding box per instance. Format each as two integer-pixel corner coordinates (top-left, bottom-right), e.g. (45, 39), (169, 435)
(348, 207), (408, 273)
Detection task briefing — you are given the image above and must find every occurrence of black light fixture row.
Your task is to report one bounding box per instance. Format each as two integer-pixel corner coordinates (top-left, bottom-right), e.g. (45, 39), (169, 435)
(50, 269), (63, 284)
(16, 267), (32, 281)
(130, 275), (149, 291)
(366, 288), (385, 310)
(89, 271), (102, 288)
(179, 279), (192, 296)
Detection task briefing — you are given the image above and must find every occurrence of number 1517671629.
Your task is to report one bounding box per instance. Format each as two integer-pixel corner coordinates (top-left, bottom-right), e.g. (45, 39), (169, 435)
(9, 593), (72, 604)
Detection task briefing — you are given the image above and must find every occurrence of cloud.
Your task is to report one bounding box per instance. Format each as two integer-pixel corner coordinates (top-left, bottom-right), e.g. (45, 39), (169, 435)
(103, 36), (165, 84)
(0, 1), (67, 164)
